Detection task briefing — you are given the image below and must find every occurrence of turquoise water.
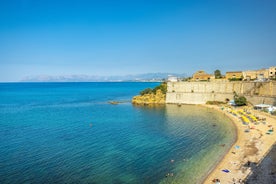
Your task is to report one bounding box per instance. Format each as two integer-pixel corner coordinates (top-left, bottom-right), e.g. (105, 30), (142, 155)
(0, 82), (236, 184)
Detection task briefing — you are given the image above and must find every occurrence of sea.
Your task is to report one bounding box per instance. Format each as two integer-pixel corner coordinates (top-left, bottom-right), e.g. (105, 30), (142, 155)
(0, 82), (236, 184)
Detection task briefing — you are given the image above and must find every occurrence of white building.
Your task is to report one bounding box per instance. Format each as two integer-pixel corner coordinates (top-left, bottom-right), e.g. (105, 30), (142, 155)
(168, 76), (178, 82)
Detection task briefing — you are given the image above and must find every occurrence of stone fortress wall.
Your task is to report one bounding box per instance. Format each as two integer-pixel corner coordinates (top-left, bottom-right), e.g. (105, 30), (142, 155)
(166, 81), (276, 105)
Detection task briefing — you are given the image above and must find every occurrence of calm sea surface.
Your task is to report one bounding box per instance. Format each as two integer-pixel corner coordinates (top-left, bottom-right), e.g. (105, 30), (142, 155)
(0, 82), (236, 184)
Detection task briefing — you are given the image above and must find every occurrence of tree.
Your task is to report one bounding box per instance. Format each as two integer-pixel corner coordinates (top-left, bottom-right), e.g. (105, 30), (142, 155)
(214, 69), (222, 79)
(139, 83), (167, 96)
(140, 88), (153, 95)
(235, 96), (247, 106)
(233, 91), (247, 106)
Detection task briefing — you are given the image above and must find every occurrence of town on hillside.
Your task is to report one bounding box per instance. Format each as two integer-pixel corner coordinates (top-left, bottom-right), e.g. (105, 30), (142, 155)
(165, 66), (276, 114)
(168, 66), (276, 82)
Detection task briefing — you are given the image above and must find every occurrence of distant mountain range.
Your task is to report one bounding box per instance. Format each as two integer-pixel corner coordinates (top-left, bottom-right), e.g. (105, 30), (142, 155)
(21, 73), (187, 82)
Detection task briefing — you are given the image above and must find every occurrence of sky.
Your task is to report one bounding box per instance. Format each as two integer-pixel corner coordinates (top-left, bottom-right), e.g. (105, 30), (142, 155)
(0, 0), (276, 82)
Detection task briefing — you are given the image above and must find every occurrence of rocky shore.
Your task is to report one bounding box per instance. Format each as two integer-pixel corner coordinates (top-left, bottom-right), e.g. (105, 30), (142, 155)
(132, 89), (165, 105)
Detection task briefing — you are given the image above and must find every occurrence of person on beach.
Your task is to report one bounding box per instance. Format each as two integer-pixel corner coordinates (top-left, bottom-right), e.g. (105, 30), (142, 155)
(212, 178), (220, 184)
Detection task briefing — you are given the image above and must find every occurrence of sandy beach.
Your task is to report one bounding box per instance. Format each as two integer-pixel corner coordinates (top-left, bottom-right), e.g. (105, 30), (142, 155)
(203, 105), (276, 184)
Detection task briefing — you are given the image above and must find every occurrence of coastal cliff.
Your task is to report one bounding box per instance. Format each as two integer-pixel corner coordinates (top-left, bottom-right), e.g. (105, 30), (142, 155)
(132, 83), (167, 105)
(132, 89), (165, 105)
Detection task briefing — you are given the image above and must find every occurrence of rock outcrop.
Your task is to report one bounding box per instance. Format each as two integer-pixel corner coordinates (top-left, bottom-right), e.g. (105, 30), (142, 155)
(132, 89), (165, 105)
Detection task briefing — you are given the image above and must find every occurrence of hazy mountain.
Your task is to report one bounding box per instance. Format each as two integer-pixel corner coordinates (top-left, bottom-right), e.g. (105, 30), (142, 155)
(21, 73), (186, 82)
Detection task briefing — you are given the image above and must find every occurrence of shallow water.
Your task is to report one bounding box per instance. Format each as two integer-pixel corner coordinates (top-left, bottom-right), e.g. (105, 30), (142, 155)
(0, 82), (236, 184)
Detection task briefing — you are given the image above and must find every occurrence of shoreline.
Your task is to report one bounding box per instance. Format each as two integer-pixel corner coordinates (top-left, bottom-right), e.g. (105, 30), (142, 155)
(202, 104), (276, 183)
(197, 104), (238, 184)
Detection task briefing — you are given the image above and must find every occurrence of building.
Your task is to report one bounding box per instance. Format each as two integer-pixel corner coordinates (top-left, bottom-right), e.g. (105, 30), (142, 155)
(225, 71), (243, 80)
(167, 76), (178, 82)
(269, 66), (276, 79)
(243, 69), (269, 81)
(192, 70), (213, 81)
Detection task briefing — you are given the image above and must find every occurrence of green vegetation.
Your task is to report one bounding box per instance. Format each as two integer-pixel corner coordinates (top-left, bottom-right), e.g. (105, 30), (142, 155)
(228, 77), (243, 81)
(214, 69), (222, 79)
(206, 101), (226, 105)
(139, 82), (167, 95)
(139, 88), (153, 95)
(234, 91), (247, 106)
(181, 77), (192, 81)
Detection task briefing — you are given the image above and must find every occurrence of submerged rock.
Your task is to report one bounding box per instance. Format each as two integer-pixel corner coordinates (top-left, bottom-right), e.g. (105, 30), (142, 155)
(108, 101), (119, 105)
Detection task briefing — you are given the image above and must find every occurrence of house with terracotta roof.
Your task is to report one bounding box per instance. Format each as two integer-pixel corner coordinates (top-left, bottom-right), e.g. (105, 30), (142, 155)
(192, 70), (214, 81)
(225, 71), (243, 80)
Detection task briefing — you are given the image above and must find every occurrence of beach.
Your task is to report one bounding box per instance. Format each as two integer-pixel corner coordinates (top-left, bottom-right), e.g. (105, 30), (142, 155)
(203, 105), (276, 184)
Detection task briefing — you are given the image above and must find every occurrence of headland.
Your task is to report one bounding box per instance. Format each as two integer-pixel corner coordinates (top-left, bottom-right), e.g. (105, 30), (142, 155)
(132, 82), (167, 105)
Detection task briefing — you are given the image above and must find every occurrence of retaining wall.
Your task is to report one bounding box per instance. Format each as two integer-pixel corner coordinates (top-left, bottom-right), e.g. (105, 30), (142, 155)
(166, 81), (276, 105)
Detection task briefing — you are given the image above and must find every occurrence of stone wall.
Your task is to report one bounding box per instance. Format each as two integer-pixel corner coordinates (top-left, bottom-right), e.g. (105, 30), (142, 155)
(166, 81), (276, 105)
(244, 95), (276, 106)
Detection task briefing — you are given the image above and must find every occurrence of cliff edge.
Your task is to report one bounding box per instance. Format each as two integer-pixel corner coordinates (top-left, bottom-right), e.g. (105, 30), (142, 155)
(132, 83), (167, 105)
(132, 89), (166, 105)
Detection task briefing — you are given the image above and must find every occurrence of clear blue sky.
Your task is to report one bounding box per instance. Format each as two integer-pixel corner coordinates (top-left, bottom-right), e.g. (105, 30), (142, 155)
(0, 0), (275, 81)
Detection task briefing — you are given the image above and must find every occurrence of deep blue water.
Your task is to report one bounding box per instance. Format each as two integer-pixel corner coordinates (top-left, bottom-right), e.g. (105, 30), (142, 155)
(0, 82), (235, 184)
